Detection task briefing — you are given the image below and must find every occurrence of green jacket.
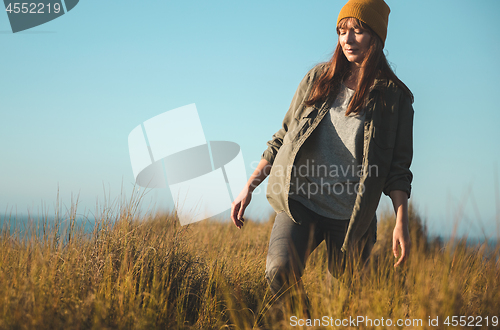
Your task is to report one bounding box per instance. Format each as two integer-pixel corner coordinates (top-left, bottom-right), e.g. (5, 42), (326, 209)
(261, 63), (414, 253)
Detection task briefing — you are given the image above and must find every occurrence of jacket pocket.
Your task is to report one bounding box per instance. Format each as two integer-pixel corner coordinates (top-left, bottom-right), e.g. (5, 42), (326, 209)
(372, 126), (397, 149)
(283, 116), (312, 146)
(369, 127), (397, 178)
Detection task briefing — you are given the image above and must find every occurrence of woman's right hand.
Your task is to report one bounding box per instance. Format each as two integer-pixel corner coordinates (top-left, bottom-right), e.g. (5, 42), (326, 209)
(231, 186), (252, 229)
(230, 158), (272, 229)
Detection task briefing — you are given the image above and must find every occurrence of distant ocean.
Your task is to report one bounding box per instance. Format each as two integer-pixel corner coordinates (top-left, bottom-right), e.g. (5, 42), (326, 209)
(0, 214), (102, 240)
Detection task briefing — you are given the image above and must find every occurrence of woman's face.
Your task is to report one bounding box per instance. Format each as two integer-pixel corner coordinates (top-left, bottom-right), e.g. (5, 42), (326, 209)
(338, 19), (372, 66)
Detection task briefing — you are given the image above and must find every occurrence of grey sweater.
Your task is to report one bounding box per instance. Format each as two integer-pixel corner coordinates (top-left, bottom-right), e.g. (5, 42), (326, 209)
(289, 83), (365, 219)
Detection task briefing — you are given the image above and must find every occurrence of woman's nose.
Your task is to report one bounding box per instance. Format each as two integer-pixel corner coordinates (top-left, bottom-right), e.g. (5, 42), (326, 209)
(346, 31), (355, 43)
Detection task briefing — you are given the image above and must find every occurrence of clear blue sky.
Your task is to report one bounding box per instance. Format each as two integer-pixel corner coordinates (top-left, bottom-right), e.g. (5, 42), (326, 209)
(1, 0), (499, 239)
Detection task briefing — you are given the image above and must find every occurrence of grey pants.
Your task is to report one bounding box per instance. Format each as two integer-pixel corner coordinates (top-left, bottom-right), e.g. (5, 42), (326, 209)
(265, 198), (376, 296)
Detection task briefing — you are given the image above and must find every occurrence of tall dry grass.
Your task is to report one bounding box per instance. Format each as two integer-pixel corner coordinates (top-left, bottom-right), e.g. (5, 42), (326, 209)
(0, 193), (499, 329)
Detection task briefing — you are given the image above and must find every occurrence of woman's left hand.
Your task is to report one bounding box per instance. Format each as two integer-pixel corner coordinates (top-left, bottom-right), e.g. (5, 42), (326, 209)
(390, 190), (411, 267)
(392, 221), (410, 267)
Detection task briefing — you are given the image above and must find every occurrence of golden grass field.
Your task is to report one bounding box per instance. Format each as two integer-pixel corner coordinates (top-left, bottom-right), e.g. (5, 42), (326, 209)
(1, 194), (499, 329)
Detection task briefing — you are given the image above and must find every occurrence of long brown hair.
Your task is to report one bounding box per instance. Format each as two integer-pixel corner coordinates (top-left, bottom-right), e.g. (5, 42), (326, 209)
(304, 18), (413, 115)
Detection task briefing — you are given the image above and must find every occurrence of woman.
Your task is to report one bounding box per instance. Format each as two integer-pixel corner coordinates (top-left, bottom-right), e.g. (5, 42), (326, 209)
(231, 0), (413, 308)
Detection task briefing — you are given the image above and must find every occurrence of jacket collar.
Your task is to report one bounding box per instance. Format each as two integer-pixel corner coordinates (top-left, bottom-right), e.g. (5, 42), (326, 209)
(369, 77), (391, 92)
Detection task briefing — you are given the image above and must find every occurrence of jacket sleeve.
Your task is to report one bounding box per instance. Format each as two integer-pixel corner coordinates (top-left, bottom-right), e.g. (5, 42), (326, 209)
(383, 92), (414, 198)
(261, 67), (318, 165)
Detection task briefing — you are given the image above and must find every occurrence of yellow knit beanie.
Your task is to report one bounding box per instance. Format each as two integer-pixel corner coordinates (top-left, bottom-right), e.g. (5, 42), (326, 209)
(337, 0), (390, 45)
